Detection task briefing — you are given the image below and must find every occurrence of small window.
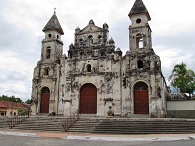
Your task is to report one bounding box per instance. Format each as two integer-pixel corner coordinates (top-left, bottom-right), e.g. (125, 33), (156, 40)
(136, 18), (141, 24)
(136, 34), (143, 49)
(86, 64), (91, 72)
(138, 60), (143, 68)
(44, 68), (49, 76)
(98, 35), (102, 44)
(88, 36), (93, 45)
(79, 39), (83, 46)
(46, 48), (51, 59)
(48, 34), (52, 38)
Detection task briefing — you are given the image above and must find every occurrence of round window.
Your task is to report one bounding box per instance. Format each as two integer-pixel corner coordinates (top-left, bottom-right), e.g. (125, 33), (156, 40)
(48, 34), (52, 38)
(136, 18), (141, 24)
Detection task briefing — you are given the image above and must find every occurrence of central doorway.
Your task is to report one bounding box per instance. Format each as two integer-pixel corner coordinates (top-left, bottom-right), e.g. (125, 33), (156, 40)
(133, 82), (149, 114)
(80, 83), (97, 114)
(40, 87), (50, 113)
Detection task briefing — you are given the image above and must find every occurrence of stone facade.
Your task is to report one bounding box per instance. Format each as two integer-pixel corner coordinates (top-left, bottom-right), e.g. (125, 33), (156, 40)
(31, 0), (168, 117)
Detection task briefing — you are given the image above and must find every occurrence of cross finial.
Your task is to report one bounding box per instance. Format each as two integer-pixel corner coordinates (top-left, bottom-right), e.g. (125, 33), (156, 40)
(54, 8), (56, 14)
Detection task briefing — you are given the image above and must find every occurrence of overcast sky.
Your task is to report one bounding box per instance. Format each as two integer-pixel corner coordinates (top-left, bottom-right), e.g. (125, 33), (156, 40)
(0, 0), (195, 102)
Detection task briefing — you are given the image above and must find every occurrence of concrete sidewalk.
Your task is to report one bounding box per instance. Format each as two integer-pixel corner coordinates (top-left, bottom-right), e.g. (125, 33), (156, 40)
(0, 129), (195, 142)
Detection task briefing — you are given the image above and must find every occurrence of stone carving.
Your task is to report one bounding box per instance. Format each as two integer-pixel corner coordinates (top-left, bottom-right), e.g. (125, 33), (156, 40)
(132, 28), (142, 33)
(106, 79), (114, 94)
(72, 82), (80, 92)
(66, 82), (71, 92)
(82, 63), (86, 73)
(98, 80), (105, 94)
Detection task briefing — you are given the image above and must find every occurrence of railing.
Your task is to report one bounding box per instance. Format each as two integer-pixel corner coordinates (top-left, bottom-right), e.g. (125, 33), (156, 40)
(7, 110), (30, 129)
(62, 109), (79, 131)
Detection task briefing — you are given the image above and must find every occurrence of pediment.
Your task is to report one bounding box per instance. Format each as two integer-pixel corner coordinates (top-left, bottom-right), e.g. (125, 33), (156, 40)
(78, 24), (103, 34)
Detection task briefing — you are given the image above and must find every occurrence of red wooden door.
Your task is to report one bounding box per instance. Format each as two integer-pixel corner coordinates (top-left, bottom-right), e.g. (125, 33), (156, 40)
(40, 93), (50, 113)
(134, 90), (149, 114)
(80, 84), (97, 114)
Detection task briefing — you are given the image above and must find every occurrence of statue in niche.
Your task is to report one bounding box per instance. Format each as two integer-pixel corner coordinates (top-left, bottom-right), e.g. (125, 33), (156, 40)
(144, 60), (150, 69)
(92, 64), (98, 73)
(99, 37), (104, 45)
(143, 35), (147, 47)
(72, 82), (80, 93)
(98, 80), (105, 94)
(66, 82), (71, 92)
(106, 79), (114, 94)
(81, 37), (86, 47)
(92, 50), (98, 57)
(82, 63), (86, 73)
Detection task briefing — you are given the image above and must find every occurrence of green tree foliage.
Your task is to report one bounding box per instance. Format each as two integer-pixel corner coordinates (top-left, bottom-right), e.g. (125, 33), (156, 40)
(25, 99), (32, 104)
(169, 62), (195, 95)
(0, 95), (23, 103)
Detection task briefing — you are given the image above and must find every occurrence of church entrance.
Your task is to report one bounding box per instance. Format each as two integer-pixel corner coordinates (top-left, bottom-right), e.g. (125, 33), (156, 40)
(40, 87), (50, 113)
(80, 83), (97, 114)
(133, 82), (149, 114)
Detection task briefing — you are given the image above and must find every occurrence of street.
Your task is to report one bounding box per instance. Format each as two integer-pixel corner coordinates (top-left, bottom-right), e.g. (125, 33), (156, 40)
(1, 135), (195, 146)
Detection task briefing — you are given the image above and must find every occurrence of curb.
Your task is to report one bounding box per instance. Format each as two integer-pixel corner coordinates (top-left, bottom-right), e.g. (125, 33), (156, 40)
(1, 131), (195, 142)
(65, 135), (194, 142)
(0, 131), (38, 137)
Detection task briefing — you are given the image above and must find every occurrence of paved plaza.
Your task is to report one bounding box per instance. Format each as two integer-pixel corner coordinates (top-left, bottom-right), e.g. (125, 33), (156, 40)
(1, 134), (195, 146)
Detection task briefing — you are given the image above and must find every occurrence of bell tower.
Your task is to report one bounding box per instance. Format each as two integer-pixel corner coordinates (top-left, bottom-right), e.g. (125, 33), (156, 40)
(41, 11), (64, 63)
(128, 0), (152, 52)
(31, 11), (64, 115)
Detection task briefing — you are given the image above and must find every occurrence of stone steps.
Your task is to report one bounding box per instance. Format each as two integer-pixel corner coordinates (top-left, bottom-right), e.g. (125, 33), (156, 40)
(67, 118), (101, 133)
(13, 116), (66, 132)
(68, 118), (195, 134)
(10, 115), (195, 134)
(0, 117), (9, 129)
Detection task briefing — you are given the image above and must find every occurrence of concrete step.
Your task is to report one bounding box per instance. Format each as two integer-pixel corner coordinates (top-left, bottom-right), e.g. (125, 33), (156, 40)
(13, 116), (66, 132)
(68, 117), (195, 134)
(0, 117), (10, 129)
(11, 115), (195, 134)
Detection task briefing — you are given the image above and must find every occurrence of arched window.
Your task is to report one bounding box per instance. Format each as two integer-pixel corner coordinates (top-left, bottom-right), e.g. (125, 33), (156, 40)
(44, 68), (49, 76)
(88, 36), (93, 45)
(98, 35), (102, 44)
(136, 34), (143, 49)
(79, 39), (83, 46)
(41, 87), (50, 94)
(46, 47), (51, 59)
(86, 64), (91, 72)
(48, 34), (52, 38)
(134, 82), (148, 90)
(137, 60), (143, 68)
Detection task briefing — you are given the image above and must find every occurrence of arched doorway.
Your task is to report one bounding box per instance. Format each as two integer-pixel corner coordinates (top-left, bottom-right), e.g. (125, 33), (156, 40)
(80, 83), (97, 114)
(40, 87), (50, 113)
(133, 82), (149, 114)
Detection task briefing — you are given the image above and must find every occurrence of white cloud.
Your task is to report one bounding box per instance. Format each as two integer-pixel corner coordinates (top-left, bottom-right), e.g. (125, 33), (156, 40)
(0, 0), (195, 101)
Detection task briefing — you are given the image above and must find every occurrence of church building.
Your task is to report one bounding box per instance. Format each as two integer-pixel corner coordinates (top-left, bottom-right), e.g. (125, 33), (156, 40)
(31, 0), (168, 117)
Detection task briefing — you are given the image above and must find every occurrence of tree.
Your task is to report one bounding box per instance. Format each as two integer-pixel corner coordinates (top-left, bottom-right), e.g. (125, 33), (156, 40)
(169, 62), (195, 95)
(0, 95), (23, 103)
(25, 99), (32, 104)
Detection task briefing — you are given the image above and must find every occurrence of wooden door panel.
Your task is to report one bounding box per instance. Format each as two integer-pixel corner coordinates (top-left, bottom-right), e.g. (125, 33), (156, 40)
(134, 90), (149, 114)
(80, 84), (97, 114)
(40, 93), (50, 113)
